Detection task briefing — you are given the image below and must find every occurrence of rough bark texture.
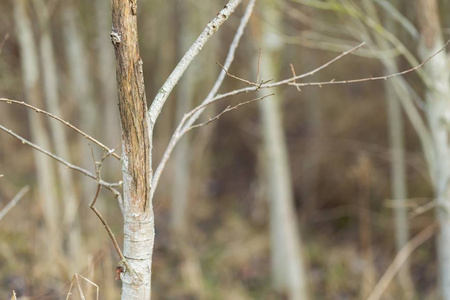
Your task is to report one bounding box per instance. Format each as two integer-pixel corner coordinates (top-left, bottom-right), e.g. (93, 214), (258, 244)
(416, 0), (450, 298)
(111, 1), (154, 299)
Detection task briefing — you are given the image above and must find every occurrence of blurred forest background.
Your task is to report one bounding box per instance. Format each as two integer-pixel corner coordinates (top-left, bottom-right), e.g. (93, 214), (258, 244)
(1, 0), (450, 299)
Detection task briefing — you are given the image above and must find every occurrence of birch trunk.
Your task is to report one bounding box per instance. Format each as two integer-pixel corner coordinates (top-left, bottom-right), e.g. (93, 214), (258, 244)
(360, 0), (414, 294)
(416, 1), (450, 298)
(110, 1), (154, 299)
(13, 0), (61, 267)
(301, 49), (322, 218)
(171, 1), (206, 295)
(172, 0), (195, 237)
(62, 1), (97, 203)
(255, 1), (309, 298)
(33, 0), (83, 268)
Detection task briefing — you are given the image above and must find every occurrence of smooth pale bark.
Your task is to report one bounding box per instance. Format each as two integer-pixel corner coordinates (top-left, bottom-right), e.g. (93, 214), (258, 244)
(110, 1), (154, 299)
(301, 49), (322, 218)
(62, 2), (97, 202)
(172, 1), (206, 295)
(416, 1), (450, 298)
(255, 1), (309, 298)
(385, 77), (413, 293)
(33, 0), (83, 268)
(172, 0), (196, 237)
(13, 0), (61, 266)
(360, 0), (414, 294)
(351, 155), (376, 298)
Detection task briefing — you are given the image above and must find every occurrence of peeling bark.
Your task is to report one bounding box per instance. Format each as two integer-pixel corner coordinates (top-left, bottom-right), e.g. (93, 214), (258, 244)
(110, 1), (154, 299)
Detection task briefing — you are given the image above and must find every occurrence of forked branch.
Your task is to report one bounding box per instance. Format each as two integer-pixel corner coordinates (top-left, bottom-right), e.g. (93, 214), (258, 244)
(0, 98), (121, 160)
(0, 124), (123, 209)
(148, 0), (243, 125)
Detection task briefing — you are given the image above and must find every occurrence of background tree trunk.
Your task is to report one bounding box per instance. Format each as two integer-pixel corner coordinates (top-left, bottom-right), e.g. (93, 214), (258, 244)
(416, 0), (450, 298)
(254, 1), (309, 298)
(13, 0), (61, 273)
(33, 0), (83, 270)
(62, 0), (97, 205)
(360, 0), (414, 295)
(172, 0), (206, 296)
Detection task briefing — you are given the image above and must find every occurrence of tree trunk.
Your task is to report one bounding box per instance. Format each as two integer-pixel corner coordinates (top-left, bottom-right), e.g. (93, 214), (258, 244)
(254, 1), (309, 298)
(13, 0), (61, 271)
(33, 0), (83, 270)
(62, 0), (97, 204)
(110, 1), (154, 299)
(301, 48), (322, 219)
(172, 0), (195, 238)
(360, 0), (414, 294)
(172, 0), (206, 295)
(416, 0), (450, 298)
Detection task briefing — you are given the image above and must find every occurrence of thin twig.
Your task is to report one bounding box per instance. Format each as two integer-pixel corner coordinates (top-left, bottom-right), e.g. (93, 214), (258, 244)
(409, 200), (436, 219)
(88, 184), (134, 280)
(216, 61), (260, 86)
(65, 273), (99, 300)
(366, 223), (438, 300)
(0, 124), (121, 188)
(205, 39), (449, 106)
(185, 94), (274, 133)
(0, 186), (29, 221)
(290, 63), (301, 91)
(148, 0), (243, 125)
(88, 152), (135, 281)
(151, 0), (256, 197)
(256, 48), (262, 83)
(289, 39), (447, 86)
(0, 98), (121, 160)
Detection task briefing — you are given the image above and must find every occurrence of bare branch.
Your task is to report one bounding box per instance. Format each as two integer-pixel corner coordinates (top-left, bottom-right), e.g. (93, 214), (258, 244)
(206, 39), (449, 105)
(256, 48), (262, 83)
(290, 63), (301, 92)
(150, 0), (256, 197)
(409, 200), (436, 219)
(216, 61), (261, 86)
(289, 40), (449, 87)
(89, 184), (137, 282)
(366, 223), (437, 300)
(0, 98), (121, 161)
(148, 0), (243, 126)
(0, 186), (29, 221)
(65, 273), (99, 300)
(184, 93), (274, 133)
(0, 124), (122, 190)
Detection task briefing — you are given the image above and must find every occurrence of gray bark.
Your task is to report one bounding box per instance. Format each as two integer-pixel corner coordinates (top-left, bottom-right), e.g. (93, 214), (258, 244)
(62, 1), (97, 204)
(256, 1), (309, 298)
(13, 0), (61, 266)
(360, 0), (413, 294)
(416, 0), (450, 298)
(33, 0), (83, 269)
